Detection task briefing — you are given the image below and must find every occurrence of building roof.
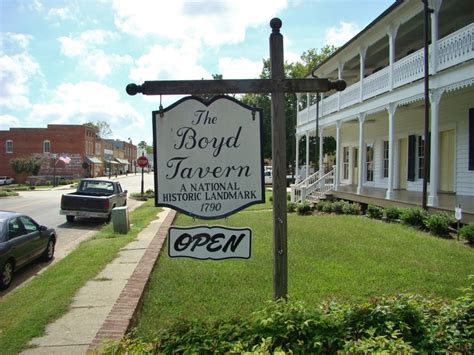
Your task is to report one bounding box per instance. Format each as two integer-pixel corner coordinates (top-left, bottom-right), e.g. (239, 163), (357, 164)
(115, 158), (129, 165)
(307, 0), (404, 77)
(86, 156), (103, 164)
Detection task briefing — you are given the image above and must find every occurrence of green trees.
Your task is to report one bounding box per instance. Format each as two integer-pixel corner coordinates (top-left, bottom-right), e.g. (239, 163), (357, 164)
(10, 156), (41, 176)
(241, 45), (337, 172)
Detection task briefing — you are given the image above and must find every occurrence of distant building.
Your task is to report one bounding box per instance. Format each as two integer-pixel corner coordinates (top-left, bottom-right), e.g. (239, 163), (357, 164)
(0, 124), (137, 182)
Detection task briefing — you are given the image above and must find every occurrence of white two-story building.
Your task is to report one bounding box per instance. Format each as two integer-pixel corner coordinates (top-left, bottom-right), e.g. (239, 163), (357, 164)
(293, 0), (474, 221)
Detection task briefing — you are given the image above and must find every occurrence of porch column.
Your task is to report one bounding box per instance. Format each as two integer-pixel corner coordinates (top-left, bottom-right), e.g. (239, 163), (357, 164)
(337, 62), (344, 110)
(305, 131), (310, 179)
(357, 113), (366, 195)
(387, 24), (399, 91)
(430, 0), (442, 75)
(306, 93), (310, 124)
(295, 134), (300, 182)
(428, 88), (443, 207)
(386, 103), (397, 199)
(319, 126), (324, 174)
(359, 46), (367, 101)
(296, 93), (301, 126)
(334, 120), (342, 191)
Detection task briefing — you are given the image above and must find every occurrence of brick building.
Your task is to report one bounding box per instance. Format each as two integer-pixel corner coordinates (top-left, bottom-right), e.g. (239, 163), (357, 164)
(0, 124), (137, 183)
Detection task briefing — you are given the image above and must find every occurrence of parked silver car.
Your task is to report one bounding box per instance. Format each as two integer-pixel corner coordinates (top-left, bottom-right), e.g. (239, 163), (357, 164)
(0, 211), (56, 290)
(0, 176), (14, 185)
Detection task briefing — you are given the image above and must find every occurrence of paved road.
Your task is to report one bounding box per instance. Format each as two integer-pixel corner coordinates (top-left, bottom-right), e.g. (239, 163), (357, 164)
(0, 172), (156, 297)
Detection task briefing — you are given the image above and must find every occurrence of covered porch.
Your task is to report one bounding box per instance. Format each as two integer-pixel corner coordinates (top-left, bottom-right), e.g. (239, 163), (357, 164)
(330, 185), (474, 223)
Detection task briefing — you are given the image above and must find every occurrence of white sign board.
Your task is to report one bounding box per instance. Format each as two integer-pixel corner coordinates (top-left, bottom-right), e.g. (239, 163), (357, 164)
(168, 225), (252, 260)
(154, 95), (264, 219)
(455, 207), (462, 221)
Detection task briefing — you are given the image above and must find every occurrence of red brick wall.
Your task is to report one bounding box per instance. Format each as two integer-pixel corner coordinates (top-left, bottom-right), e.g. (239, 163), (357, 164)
(0, 124), (92, 180)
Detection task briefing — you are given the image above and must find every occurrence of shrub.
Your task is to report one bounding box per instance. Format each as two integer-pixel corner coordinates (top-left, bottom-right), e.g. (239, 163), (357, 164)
(459, 224), (474, 244)
(315, 200), (328, 212)
(366, 204), (384, 219)
(103, 284), (474, 353)
(321, 201), (334, 213)
(385, 206), (402, 222)
(287, 202), (297, 213)
(296, 202), (311, 215)
(332, 200), (346, 214)
(342, 202), (360, 215)
(425, 212), (455, 237)
(400, 207), (428, 228)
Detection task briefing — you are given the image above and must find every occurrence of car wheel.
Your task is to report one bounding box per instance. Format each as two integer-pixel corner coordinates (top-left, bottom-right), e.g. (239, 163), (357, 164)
(0, 260), (14, 291)
(105, 213), (112, 223)
(41, 238), (55, 262)
(66, 215), (75, 223)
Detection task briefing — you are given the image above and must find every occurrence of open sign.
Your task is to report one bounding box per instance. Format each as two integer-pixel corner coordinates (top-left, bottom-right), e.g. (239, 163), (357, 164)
(168, 225), (251, 260)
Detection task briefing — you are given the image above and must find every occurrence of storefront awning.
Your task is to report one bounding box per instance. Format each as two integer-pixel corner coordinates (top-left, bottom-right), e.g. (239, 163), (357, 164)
(104, 160), (119, 165)
(115, 158), (130, 165)
(86, 156), (103, 164)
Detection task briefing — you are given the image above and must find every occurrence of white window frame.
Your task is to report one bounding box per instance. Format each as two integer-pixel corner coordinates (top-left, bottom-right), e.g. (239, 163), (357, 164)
(43, 140), (51, 153)
(6, 140), (13, 153)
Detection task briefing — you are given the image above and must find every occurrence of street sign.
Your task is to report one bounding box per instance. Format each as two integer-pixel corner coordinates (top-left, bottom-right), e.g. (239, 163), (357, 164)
(154, 95), (265, 220)
(137, 155), (148, 168)
(168, 225), (251, 260)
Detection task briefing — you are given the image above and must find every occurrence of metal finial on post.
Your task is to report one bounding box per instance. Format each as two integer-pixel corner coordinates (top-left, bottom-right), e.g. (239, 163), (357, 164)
(126, 84), (140, 96)
(270, 18), (282, 33)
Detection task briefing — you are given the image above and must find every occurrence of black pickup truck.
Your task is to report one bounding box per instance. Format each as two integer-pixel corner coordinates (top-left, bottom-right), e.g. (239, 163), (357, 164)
(60, 179), (127, 223)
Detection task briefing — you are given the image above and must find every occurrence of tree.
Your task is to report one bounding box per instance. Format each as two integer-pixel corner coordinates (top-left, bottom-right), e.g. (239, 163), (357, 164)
(138, 141), (147, 150)
(241, 45), (337, 173)
(84, 120), (112, 138)
(10, 156), (41, 175)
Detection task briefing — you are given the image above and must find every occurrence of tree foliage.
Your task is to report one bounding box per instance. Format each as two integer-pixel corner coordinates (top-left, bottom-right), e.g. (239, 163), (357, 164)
(241, 45), (337, 172)
(84, 120), (112, 138)
(10, 156), (41, 175)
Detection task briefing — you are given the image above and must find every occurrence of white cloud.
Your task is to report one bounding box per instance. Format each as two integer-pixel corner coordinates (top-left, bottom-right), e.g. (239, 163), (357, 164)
(218, 57), (263, 79)
(58, 30), (131, 79)
(0, 114), (20, 130)
(129, 42), (210, 82)
(113, 0), (288, 46)
(0, 33), (41, 110)
(324, 21), (360, 47)
(58, 30), (117, 57)
(47, 6), (76, 22)
(28, 81), (145, 131)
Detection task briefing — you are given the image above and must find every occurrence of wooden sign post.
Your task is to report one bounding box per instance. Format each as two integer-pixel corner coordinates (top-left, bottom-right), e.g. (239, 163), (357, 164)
(126, 18), (346, 300)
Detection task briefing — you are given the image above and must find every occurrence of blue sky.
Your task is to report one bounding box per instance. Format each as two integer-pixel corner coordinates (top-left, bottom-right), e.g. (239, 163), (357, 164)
(1, 0), (393, 145)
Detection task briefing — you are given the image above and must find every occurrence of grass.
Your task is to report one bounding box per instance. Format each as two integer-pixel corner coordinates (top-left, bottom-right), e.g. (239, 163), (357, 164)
(134, 207), (474, 340)
(0, 200), (160, 355)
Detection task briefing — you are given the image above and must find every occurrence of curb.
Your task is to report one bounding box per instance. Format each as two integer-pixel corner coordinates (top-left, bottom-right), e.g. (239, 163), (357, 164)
(88, 209), (176, 352)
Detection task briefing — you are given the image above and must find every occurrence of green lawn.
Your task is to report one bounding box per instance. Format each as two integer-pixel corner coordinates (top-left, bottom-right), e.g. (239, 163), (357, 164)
(135, 206), (473, 340)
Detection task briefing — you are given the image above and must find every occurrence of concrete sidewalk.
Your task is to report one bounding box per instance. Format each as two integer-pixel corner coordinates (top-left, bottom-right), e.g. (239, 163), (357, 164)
(22, 207), (176, 354)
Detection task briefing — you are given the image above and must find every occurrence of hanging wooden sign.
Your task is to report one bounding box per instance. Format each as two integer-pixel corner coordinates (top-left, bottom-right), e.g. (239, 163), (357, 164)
(153, 95), (265, 219)
(168, 225), (252, 260)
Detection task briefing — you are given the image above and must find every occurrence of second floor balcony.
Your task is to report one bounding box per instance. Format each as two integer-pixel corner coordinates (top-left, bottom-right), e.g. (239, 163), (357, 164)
(298, 22), (473, 127)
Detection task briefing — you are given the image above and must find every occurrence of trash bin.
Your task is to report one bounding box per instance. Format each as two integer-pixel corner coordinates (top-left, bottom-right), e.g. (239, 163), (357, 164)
(112, 206), (130, 234)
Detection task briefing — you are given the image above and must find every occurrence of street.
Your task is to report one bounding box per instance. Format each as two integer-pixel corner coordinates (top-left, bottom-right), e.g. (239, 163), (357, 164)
(0, 171), (155, 296)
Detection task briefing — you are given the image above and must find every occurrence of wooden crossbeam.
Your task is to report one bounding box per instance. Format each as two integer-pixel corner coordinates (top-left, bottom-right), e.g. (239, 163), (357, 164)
(126, 78), (346, 96)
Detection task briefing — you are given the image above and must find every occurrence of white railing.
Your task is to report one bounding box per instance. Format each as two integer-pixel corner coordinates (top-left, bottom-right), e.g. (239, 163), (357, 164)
(296, 23), (473, 128)
(363, 66), (390, 100)
(437, 23), (473, 71)
(392, 49), (424, 88)
(321, 94), (338, 116)
(291, 167), (335, 203)
(340, 82), (360, 109)
(291, 170), (320, 202)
